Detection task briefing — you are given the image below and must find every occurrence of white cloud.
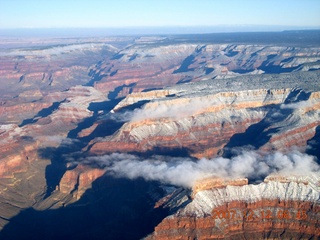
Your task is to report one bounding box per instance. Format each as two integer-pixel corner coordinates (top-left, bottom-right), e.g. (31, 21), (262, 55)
(126, 96), (228, 122)
(78, 150), (319, 188)
(39, 135), (80, 146)
(280, 100), (313, 110)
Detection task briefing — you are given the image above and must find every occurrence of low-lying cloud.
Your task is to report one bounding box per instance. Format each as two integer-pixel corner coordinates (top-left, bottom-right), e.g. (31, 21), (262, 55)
(130, 97), (221, 121)
(41, 135), (80, 146)
(109, 96), (230, 123)
(280, 100), (313, 110)
(78, 150), (319, 188)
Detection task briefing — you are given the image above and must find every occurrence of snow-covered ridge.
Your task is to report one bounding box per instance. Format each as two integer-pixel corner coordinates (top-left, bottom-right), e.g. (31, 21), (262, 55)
(180, 173), (320, 217)
(112, 70), (320, 114)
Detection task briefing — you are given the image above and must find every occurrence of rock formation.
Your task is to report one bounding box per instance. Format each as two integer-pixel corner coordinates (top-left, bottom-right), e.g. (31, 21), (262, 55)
(0, 32), (319, 239)
(0, 85), (108, 228)
(89, 71), (320, 159)
(147, 174), (320, 239)
(90, 41), (320, 98)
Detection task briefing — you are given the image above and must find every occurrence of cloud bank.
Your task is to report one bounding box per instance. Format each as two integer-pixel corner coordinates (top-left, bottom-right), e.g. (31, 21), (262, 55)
(108, 96), (230, 123)
(79, 150), (319, 188)
(280, 100), (313, 110)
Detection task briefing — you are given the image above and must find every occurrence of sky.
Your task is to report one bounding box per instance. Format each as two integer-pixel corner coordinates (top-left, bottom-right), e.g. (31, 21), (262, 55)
(0, 0), (319, 31)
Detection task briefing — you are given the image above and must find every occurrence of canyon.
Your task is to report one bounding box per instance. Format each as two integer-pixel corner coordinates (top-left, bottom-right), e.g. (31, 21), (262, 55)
(0, 31), (319, 239)
(148, 174), (320, 239)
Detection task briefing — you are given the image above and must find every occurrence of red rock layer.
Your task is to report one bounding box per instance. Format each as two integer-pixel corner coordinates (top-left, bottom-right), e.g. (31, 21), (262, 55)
(92, 45), (196, 96)
(89, 117), (262, 158)
(92, 44), (320, 97)
(0, 41), (117, 101)
(149, 200), (320, 240)
(89, 86), (320, 158)
(262, 121), (320, 152)
(192, 178), (249, 197)
(0, 102), (52, 124)
(58, 164), (106, 199)
(0, 140), (40, 178)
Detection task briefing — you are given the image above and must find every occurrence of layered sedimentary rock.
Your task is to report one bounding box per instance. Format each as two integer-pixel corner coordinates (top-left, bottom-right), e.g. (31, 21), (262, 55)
(0, 101), (52, 124)
(0, 33), (319, 238)
(91, 42), (320, 98)
(0, 123), (47, 229)
(0, 41), (117, 100)
(0, 38), (141, 225)
(90, 91), (268, 157)
(92, 44), (197, 96)
(148, 174), (320, 239)
(89, 71), (320, 158)
(58, 164), (106, 200)
(0, 38), (120, 124)
(191, 177), (248, 197)
(260, 91), (320, 152)
(0, 85), (108, 228)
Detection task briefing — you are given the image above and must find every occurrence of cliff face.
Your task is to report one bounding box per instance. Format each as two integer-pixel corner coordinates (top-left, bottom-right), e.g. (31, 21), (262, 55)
(0, 40), (117, 101)
(0, 34), (319, 238)
(90, 43), (320, 98)
(0, 85), (108, 227)
(89, 71), (320, 159)
(0, 39), (119, 124)
(58, 164), (106, 200)
(0, 39), (119, 228)
(92, 44), (197, 96)
(148, 174), (320, 239)
(90, 91), (268, 157)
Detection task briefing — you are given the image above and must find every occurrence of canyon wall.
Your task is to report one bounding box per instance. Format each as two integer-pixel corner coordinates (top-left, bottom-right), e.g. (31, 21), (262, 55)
(147, 174), (320, 239)
(0, 35), (319, 239)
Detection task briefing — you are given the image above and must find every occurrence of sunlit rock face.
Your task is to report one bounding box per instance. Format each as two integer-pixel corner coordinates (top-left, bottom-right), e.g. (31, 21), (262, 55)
(0, 85), (107, 228)
(147, 174), (320, 240)
(0, 39), (119, 124)
(91, 42), (320, 98)
(0, 41), (117, 100)
(0, 33), (319, 239)
(89, 71), (320, 159)
(58, 164), (106, 200)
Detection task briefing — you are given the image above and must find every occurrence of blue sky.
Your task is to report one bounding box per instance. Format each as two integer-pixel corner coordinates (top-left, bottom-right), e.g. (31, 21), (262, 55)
(0, 0), (319, 29)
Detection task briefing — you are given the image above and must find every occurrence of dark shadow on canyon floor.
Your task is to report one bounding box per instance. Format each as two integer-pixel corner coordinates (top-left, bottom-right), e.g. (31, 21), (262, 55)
(19, 101), (64, 127)
(306, 125), (320, 164)
(67, 98), (124, 139)
(0, 176), (169, 240)
(222, 104), (291, 158)
(40, 98), (124, 198)
(108, 83), (136, 100)
(222, 89), (311, 158)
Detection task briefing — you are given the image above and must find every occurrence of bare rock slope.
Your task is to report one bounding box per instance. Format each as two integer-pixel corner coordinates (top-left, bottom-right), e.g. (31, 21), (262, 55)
(148, 174), (320, 239)
(89, 71), (320, 159)
(0, 33), (319, 239)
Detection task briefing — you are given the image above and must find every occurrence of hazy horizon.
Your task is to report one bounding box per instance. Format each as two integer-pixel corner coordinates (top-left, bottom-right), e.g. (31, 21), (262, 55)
(1, 25), (320, 38)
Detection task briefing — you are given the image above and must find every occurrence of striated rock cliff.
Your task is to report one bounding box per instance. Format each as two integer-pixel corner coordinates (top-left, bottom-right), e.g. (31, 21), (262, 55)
(148, 174), (320, 239)
(92, 44), (197, 96)
(0, 85), (108, 228)
(89, 71), (320, 158)
(58, 164), (106, 200)
(0, 33), (319, 239)
(0, 40), (118, 101)
(191, 177), (248, 197)
(90, 42), (320, 98)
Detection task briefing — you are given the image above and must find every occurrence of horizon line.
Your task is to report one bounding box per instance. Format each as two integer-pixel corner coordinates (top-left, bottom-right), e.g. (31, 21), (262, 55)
(1, 24), (320, 29)
(1, 26), (320, 38)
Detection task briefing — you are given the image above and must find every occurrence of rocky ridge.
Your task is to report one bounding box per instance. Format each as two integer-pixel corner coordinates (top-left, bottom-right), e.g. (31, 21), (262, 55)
(90, 43), (320, 98)
(148, 174), (320, 239)
(0, 33), (319, 238)
(89, 71), (320, 158)
(0, 85), (108, 228)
